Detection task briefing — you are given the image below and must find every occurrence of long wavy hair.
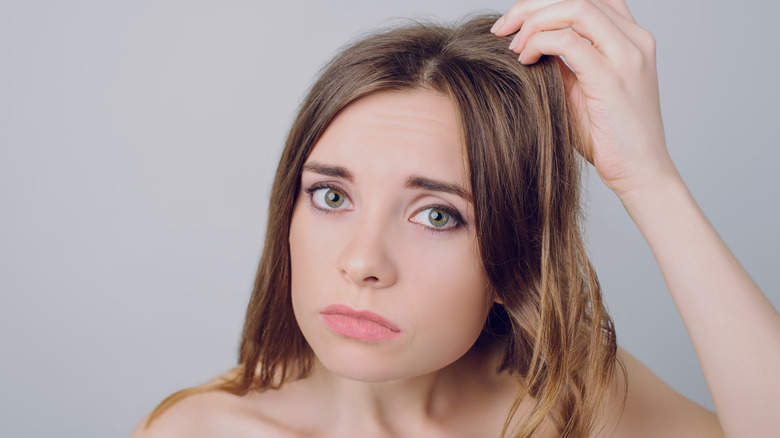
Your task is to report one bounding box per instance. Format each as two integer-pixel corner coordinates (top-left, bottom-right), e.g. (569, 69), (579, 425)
(146, 14), (622, 438)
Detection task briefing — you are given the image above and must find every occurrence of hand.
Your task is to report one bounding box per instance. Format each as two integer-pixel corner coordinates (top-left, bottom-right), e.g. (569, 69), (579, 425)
(492, 0), (677, 199)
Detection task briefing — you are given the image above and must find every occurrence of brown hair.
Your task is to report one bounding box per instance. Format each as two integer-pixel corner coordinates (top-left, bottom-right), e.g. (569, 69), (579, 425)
(146, 14), (622, 437)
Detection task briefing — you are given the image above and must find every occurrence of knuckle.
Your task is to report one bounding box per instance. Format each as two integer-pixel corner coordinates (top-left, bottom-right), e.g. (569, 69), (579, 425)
(522, 15), (539, 35)
(570, 0), (594, 16)
(504, 3), (528, 26)
(560, 28), (582, 49)
(619, 45), (646, 71)
(638, 28), (657, 53)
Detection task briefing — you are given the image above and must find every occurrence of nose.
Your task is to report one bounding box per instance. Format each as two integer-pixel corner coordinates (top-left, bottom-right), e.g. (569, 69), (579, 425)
(336, 215), (398, 289)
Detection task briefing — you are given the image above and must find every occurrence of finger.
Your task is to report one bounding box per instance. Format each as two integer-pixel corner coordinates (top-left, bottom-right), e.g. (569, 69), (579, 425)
(554, 56), (577, 95)
(518, 27), (609, 82)
(591, 0), (653, 49)
(594, 0), (636, 23)
(491, 0), (559, 36)
(553, 56), (595, 162)
(507, 0), (633, 62)
(492, 0), (639, 39)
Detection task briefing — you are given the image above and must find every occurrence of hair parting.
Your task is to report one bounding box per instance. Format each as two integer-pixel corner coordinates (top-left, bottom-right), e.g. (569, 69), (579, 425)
(145, 14), (624, 438)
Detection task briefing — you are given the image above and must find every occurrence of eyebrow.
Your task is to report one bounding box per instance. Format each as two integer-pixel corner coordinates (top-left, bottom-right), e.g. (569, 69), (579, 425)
(303, 162), (353, 181)
(405, 176), (472, 202)
(302, 161), (472, 202)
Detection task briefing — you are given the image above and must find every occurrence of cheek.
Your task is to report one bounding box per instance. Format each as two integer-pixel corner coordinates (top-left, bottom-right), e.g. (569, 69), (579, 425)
(289, 203), (349, 334)
(289, 203), (337, 278)
(403, 237), (491, 355)
(289, 205), (327, 318)
(289, 201), (492, 379)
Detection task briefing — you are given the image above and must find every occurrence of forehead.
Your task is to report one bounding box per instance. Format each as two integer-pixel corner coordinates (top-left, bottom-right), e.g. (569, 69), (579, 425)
(306, 90), (467, 185)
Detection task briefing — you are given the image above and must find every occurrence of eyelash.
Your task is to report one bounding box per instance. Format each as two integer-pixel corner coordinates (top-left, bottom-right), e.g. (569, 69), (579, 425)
(304, 183), (351, 216)
(302, 183), (467, 235)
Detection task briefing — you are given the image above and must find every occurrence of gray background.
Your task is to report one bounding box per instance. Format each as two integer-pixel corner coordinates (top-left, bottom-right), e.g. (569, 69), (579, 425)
(1, 0), (778, 437)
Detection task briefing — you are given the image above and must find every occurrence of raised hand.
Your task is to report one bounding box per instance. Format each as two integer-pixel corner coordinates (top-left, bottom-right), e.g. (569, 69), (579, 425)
(492, 0), (676, 199)
(492, 3), (780, 437)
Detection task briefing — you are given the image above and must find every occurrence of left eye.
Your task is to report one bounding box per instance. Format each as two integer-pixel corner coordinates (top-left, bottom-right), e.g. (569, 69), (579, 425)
(311, 187), (352, 210)
(411, 207), (456, 229)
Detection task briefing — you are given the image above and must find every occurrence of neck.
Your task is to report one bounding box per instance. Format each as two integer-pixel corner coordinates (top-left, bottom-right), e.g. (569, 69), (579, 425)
(298, 336), (511, 437)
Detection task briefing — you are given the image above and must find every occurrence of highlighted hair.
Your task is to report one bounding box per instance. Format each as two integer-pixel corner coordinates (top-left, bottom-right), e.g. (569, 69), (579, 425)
(146, 15), (623, 437)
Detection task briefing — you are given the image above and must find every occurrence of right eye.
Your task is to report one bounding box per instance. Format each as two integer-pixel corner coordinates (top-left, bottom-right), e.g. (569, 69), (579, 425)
(310, 187), (352, 210)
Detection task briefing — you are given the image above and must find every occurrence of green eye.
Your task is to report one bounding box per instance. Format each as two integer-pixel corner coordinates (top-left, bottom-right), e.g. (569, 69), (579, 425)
(411, 207), (460, 231)
(428, 208), (450, 227)
(324, 188), (345, 208)
(309, 186), (350, 210)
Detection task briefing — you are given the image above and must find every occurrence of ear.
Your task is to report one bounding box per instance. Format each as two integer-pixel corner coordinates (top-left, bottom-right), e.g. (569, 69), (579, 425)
(492, 292), (504, 305)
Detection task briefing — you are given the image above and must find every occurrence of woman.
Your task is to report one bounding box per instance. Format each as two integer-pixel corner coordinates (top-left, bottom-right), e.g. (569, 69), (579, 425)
(132, 1), (780, 437)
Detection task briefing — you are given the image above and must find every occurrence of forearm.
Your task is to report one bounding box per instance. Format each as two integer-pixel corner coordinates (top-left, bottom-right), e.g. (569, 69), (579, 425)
(619, 169), (780, 436)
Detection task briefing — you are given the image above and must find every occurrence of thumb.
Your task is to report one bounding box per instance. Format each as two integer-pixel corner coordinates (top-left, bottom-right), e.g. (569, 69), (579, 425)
(554, 55), (594, 164)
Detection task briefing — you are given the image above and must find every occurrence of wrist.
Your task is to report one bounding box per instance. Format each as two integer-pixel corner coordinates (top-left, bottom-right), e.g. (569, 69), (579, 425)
(616, 166), (686, 215)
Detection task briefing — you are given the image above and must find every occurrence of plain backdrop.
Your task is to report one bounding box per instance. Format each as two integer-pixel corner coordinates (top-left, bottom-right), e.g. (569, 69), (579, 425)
(1, 1), (778, 437)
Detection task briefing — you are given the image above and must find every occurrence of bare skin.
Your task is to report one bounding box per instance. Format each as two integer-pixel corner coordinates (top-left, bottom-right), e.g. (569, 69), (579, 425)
(495, 0), (780, 435)
(129, 346), (721, 437)
(129, 88), (570, 437)
(129, 87), (724, 438)
(132, 0), (780, 436)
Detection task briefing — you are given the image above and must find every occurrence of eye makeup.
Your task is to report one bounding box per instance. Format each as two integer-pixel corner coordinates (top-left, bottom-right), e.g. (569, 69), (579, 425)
(304, 183), (353, 215)
(409, 204), (467, 235)
(302, 181), (469, 235)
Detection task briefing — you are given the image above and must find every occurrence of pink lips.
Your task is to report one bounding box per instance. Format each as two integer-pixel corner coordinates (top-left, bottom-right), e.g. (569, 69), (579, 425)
(320, 304), (401, 342)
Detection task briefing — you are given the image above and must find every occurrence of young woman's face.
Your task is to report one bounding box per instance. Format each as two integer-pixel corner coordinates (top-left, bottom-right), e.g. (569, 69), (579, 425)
(289, 90), (493, 382)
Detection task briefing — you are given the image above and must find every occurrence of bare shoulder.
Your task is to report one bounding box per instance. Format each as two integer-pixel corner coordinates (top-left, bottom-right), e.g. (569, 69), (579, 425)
(129, 389), (288, 438)
(595, 347), (724, 438)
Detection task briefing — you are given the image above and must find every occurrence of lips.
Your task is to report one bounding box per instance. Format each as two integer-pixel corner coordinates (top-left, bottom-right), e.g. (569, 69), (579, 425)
(320, 304), (401, 341)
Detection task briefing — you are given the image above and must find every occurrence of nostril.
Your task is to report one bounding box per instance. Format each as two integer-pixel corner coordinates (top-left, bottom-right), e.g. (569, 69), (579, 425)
(364, 276), (379, 282)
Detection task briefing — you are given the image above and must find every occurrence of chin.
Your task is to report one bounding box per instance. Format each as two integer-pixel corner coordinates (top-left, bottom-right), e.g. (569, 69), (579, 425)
(315, 340), (472, 384)
(313, 342), (423, 382)
(313, 342), (432, 383)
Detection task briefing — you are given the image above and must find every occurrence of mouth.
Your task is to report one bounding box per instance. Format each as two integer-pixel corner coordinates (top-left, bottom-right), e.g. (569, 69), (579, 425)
(320, 304), (401, 342)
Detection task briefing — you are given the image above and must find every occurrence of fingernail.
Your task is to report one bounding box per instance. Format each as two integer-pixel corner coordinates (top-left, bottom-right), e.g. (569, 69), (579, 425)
(518, 50), (526, 63)
(509, 36), (519, 51)
(490, 16), (505, 34)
